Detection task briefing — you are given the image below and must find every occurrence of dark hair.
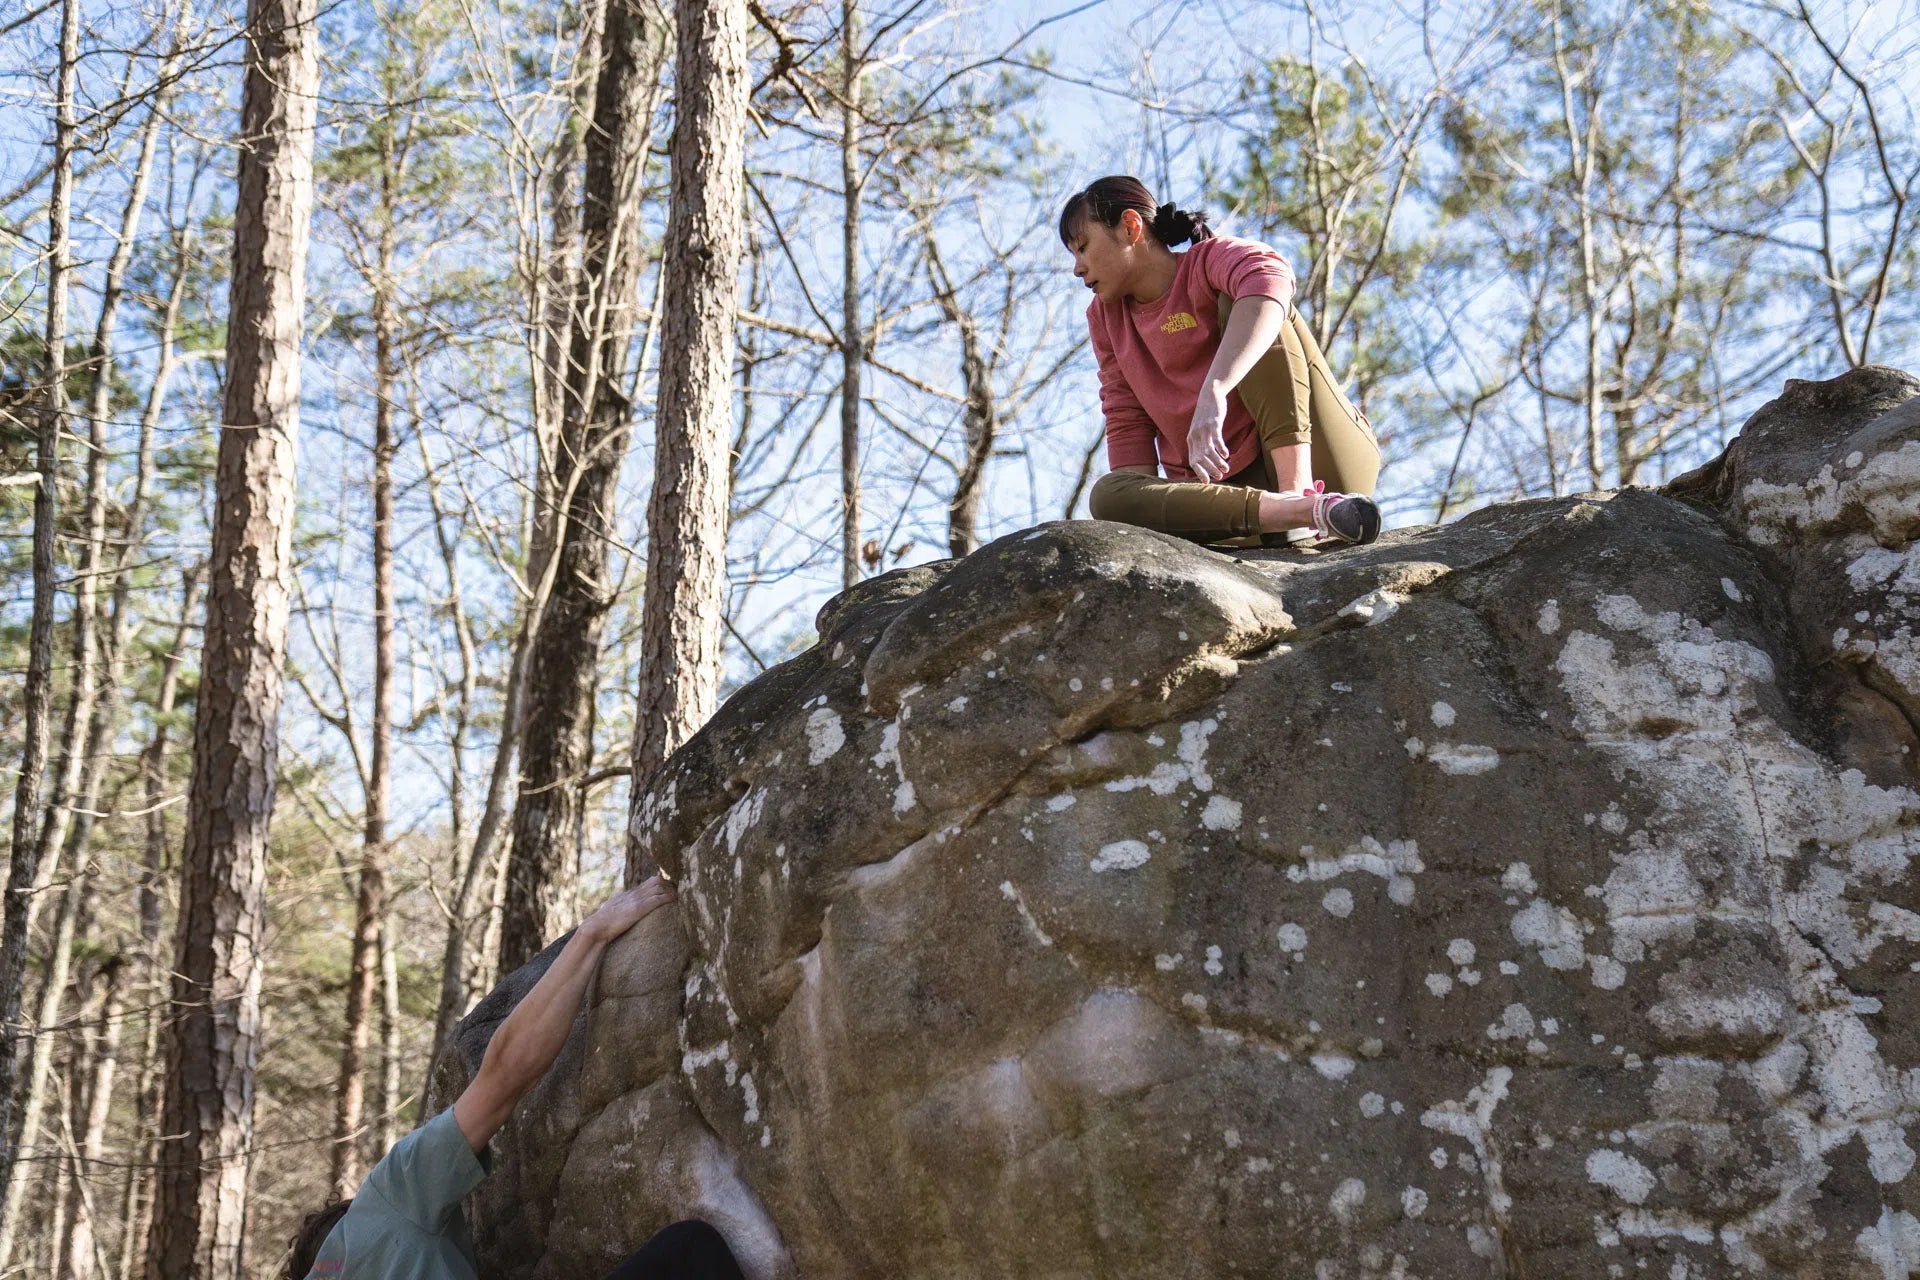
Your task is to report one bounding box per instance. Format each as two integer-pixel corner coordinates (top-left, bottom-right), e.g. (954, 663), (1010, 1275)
(285, 1200), (352, 1279)
(1058, 176), (1213, 248)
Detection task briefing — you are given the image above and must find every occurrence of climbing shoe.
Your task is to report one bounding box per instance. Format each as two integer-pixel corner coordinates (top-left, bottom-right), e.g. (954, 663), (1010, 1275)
(1311, 488), (1381, 546)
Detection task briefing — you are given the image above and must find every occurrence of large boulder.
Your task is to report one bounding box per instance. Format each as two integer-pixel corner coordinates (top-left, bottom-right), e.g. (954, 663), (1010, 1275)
(435, 367), (1920, 1278)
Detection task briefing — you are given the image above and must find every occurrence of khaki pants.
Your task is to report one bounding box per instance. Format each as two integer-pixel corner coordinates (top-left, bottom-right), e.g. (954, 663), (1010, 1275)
(1089, 297), (1381, 544)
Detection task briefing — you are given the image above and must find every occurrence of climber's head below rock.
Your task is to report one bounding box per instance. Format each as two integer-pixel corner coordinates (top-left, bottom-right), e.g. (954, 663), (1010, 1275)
(445, 369), (1920, 1280)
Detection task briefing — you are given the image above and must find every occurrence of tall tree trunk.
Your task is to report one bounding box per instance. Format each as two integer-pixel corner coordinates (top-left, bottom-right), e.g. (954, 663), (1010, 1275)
(499, 0), (664, 972)
(924, 234), (997, 559)
(31, 0), (172, 908)
(0, 0), (80, 1181)
(62, 958), (126, 1280)
(0, 833), (92, 1266)
(838, 0), (864, 589)
(624, 0), (749, 849)
(146, 0), (318, 1269)
(7, 69), (180, 1253)
(418, 427), (491, 1083)
(16, 78), (183, 1260)
(46, 1055), (76, 1275)
(118, 573), (200, 1280)
(328, 172), (398, 1199)
(377, 907), (401, 1153)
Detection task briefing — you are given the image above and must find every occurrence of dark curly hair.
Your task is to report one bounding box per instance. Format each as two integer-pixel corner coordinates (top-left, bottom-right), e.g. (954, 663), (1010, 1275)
(285, 1200), (352, 1278)
(1058, 175), (1213, 248)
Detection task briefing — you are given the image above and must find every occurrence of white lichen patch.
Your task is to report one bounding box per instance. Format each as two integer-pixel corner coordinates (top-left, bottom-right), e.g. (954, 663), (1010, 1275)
(1538, 599), (1561, 634)
(1204, 945), (1225, 977)
(869, 721), (917, 813)
(1401, 1186), (1429, 1219)
(999, 880), (1055, 948)
(805, 706), (846, 764)
(1322, 887), (1355, 918)
(1430, 701), (1456, 728)
(1487, 1003), (1536, 1041)
(1511, 899), (1587, 970)
(1846, 543), (1919, 594)
(1600, 838), (1708, 962)
(1201, 795), (1243, 830)
(1425, 973), (1453, 997)
(1545, 575), (1920, 1263)
(1856, 1207), (1920, 1276)
(1447, 938), (1477, 966)
(1287, 835), (1424, 909)
(1586, 1149), (1656, 1205)
(1276, 923), (1308, 953)
(1555, 595), (1776, 743)
(1329, 1177), (1367, 1224)
(722, 787), (765, 856)
(1588, 955), (1626, 989)
(1421, 1068), (1515, 1220)
(1090, 840), (1151, 873)
(1427, 742), (1501, 775)
(1312, 1052), (1357, 1081)
(1105, 718), (1219, 796)
(1740, 438), (1920, 544)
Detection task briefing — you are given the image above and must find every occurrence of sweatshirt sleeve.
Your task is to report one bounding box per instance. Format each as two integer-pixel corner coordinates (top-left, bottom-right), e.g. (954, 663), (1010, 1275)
(1088, 307), (1160, 472)
(1198, 236), (1297, 308)
(362, 1107), (492, 1234)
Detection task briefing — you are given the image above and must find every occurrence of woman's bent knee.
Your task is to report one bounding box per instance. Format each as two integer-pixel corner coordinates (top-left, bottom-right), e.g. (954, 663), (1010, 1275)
(1089, 469), (1139, 522)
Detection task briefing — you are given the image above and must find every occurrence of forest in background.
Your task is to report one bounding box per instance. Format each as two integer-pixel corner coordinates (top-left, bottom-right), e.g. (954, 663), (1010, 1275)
(0, 0), (1914, 1273)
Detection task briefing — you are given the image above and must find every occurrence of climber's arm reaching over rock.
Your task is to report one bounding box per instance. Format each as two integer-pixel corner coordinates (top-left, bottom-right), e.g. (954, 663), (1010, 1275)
(452, 876), (677, 1152)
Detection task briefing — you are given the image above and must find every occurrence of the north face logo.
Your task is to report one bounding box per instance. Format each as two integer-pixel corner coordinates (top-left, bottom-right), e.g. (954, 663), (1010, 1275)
(1159, 311), (1198, 334)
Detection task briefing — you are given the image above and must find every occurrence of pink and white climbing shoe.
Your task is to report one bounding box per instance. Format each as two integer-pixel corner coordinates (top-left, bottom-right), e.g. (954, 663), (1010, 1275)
(1306, 481), (1381, 546)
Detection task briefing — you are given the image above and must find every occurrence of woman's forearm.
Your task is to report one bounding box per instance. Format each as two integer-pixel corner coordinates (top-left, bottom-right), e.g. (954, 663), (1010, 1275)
(453, 880), (674, 1150)
(1202, 295), (1288, 400)
(484, 924), (610, 1089)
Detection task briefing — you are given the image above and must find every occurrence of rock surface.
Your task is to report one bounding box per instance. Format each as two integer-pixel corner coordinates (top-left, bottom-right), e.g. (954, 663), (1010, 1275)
(434, 367), (1920, 1278)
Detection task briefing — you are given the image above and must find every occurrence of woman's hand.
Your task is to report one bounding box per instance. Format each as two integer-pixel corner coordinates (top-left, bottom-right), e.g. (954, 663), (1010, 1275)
(580, 875), (677, 944)
(1186, 387), (1232, 483)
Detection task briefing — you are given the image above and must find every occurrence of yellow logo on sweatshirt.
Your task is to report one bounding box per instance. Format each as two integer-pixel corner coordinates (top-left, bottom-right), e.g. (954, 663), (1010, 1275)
(1159, 311), (1198, 334)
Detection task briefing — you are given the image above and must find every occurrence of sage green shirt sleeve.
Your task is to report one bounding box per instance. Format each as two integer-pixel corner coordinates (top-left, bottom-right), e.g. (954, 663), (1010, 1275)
(364, 1106), (493, 1233)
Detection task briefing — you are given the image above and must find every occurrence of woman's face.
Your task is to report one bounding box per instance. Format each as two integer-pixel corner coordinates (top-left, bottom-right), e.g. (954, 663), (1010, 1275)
(1065, 210), (1142, 304)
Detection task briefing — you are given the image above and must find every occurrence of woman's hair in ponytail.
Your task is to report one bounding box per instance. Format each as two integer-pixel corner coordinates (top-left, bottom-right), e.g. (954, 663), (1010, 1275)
(1149, 202), (1211, 246)
(1058, 176), (1213, 248)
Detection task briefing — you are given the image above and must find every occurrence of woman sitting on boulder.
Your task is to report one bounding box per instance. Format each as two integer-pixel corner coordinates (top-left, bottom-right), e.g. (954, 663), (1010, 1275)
(1062, 175), (1382, 546)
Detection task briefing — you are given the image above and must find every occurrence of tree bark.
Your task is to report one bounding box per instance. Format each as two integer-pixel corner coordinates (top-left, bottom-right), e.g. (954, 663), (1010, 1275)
(838, 0), (864, 589)
(62, 958), (127, 1280)
(417, 426), (493, 1082)
(117, 571), (200, 1280)
(924, 233), (997, 559)
(30, 0), (171, 911)
(0, 824), (92, 1267)
(499, 0), (665, 971)
(328, 157), (398, 1198)
(0, 0), (80, 1183)
(377, 907), (401, 1154)
(146, 0), (317, 1270)
(624, 0), (748, 847)
(0, 72), (182, 1260)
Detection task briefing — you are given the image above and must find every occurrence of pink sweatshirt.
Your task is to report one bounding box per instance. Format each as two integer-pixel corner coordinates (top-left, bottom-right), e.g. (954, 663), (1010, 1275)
(1087, 234), (1298, 481)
